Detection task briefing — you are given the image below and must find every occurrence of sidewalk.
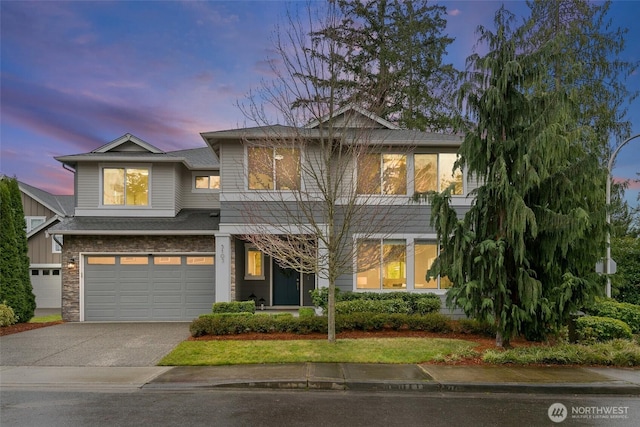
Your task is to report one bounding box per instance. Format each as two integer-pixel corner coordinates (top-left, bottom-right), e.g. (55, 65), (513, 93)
(2, 363), (640, 394)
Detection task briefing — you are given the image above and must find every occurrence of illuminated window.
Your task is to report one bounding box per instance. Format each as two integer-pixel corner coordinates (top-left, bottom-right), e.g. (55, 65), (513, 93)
(87, 257), (116, 265)
(414, 153), (463, 195)
(357, 153), (406, 195)
(187, 256), (214, 265)
(194, 174), (220, 190)
(414, 241), (451, 289)
(356, 239), (406, 289)
(103, 167), (149, 206)
(248, 147), (300, 190)
(154, 256), (181, 265)
(245, 245), (264, 280)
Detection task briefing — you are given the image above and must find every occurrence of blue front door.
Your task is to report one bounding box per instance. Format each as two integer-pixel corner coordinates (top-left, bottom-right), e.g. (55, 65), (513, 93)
(272, 261), (300, 305)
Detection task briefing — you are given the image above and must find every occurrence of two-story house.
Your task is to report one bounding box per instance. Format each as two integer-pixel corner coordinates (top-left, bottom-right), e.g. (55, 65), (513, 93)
(18, 180), (74, 308)
(51, 107), (474, 322)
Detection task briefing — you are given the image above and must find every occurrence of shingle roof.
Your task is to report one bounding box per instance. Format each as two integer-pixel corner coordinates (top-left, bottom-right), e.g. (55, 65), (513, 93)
(55, 146), (218, 169)
(18, 181), (74, 216)
(48, 209), (220, 235)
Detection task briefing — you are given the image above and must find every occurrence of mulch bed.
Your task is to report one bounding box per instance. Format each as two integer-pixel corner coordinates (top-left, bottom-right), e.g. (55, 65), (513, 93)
(0, 321), (64, 336)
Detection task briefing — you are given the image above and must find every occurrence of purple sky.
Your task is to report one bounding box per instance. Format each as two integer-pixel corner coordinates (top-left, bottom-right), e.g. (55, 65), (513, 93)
(1, 1), (639, 205)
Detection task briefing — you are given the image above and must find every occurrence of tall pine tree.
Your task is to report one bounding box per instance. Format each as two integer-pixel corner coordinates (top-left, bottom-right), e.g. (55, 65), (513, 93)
(424, 7), (606, 347)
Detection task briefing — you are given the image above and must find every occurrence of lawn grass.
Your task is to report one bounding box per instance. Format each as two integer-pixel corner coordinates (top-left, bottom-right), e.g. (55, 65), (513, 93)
(158, 338), (476, 366)
(29, 314), (62, 323)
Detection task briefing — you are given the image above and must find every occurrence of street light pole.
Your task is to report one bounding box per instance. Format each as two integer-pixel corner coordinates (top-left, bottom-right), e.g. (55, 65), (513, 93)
(605, 133), (640, 297)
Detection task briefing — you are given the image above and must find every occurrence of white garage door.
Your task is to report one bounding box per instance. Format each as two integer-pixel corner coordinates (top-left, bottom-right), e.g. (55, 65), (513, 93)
(84, 255), (215, 321)
(30, 267), (62, 308)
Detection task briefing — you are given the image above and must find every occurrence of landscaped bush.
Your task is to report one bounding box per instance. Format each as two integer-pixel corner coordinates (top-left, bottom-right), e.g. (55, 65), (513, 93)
(483, 339), (640, 366)
(211, 301), (256, 314)
(575, 316), (633, 343)
(0, 302), (17, 327)
(586, 299), (640, 334)
(335, 298), (412, 315)
(298, 307), (315, 318)
(189, 312), (454, 337)
(310, 289), (441, 314)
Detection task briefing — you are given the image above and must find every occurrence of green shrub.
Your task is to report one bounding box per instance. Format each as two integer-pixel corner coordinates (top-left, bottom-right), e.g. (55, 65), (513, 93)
(0, 302), (17, 327)
(212, 301), (256, 314)
(336, 298), (412, 315)
(575, 316), (633, 343)
(298, 307), (315, 318)
(405, 313), (452, 332)
(587, 299), (640, 334)
(454, 319), (497, 336)
(414, 298), (441, 315)
(309, 288), (441, 313)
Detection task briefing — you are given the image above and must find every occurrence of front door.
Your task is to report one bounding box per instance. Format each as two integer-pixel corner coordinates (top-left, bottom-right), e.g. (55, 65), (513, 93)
(272, 261), (300, 305)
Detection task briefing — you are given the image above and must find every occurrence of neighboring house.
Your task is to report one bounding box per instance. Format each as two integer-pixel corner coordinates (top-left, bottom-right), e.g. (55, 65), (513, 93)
(51, 107), (475, 322)
(18, 181), (74, 308)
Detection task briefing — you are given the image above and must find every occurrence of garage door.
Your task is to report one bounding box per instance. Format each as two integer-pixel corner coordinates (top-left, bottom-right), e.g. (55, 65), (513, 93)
(84, 255), (215, 321)
(30, 267), (62, 308)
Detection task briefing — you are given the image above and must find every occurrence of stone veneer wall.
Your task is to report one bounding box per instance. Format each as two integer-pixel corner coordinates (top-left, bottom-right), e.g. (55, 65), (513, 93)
(62, 235), (215, 321)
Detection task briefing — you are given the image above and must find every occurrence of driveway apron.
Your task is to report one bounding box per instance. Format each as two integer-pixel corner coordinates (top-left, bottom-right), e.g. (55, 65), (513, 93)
(0, 323), (190, 367)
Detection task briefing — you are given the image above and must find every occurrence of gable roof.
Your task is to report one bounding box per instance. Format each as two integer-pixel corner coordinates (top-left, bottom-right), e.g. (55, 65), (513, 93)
(92, 133), (165, 154)
(18, 180), (74, 217)
(304, 104), (400, 130)
(55, 134), (219, 170)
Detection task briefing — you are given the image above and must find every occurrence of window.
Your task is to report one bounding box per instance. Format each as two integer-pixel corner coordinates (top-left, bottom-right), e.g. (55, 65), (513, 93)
(414, 241), (451, 290)
(187, 256), (214, 265)
(52, 235), (63, 253)
(248, 147), (300, 190)
(26, 216), (46, 232)
(356, 239), (406, 289)
(31, 270), (40, 276)
(194, 174), (220, 190)
(154, 256), (181, 265)
(87, 257), (116, 265)
(414, 153), (463, 195)
(102, 167), (149, 206)
(357, 153), (406, 195)
(120, 257), (149, 265)
(245, 245), (265, 280)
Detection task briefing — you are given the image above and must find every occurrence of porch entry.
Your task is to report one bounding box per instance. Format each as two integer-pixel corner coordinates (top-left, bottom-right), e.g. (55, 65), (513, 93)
(272, 260), (315, 306)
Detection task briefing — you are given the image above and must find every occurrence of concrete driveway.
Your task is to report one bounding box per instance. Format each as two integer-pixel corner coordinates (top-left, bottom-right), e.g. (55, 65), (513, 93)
(0, 323), (190, 367)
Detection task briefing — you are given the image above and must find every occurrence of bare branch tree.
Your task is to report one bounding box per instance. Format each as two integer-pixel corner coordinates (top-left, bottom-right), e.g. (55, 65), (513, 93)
(235, 3), (415, 342)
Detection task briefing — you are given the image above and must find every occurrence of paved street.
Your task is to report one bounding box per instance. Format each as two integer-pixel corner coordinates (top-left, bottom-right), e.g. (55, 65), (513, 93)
(2, 388), (639, 427)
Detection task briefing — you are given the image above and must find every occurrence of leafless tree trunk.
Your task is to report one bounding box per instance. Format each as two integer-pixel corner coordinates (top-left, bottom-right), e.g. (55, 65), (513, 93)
(236, 3), (414, 342)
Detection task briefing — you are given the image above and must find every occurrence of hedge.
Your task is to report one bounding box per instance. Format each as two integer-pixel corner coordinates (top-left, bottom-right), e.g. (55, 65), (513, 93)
(587, 299), (640, 334)
(310, 289), (441, 314)
(211, 301), (256, 314)
(189, 312), (452, 337)
(575, 316), (633, 343)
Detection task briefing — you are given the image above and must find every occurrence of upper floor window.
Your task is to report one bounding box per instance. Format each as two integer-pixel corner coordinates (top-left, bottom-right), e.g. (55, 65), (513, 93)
(25, 216), (46, 232)
(102, 167), (149, 206)
(414, 153), (463, 195)
(194, 173), (220, 190)
(357, 153), (407, 195)
(248, 147), (300, 190)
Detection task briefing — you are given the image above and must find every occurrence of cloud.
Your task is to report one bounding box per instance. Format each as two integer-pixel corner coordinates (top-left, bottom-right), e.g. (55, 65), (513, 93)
(448, 9), (461, 17)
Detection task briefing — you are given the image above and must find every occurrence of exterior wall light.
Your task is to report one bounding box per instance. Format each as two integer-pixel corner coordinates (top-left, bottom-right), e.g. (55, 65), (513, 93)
(67, 258), (76, 269)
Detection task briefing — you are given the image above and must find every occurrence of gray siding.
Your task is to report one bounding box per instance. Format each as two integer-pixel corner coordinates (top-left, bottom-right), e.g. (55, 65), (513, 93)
(150, 163), (175, 211)
(175, 164), (184, 212)
(76, 162), (100, 209)
(180, 168), (220, 209)
(220, 143), (245, 193)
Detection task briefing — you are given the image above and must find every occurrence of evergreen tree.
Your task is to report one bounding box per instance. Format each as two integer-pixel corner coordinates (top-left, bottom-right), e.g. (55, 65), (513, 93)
(423, 7), (606, 347)
(7, 178), (36, 318)
(302, 0), (459, 131)
(1, 179), (25, 321)
(522, 0), (638, 160)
